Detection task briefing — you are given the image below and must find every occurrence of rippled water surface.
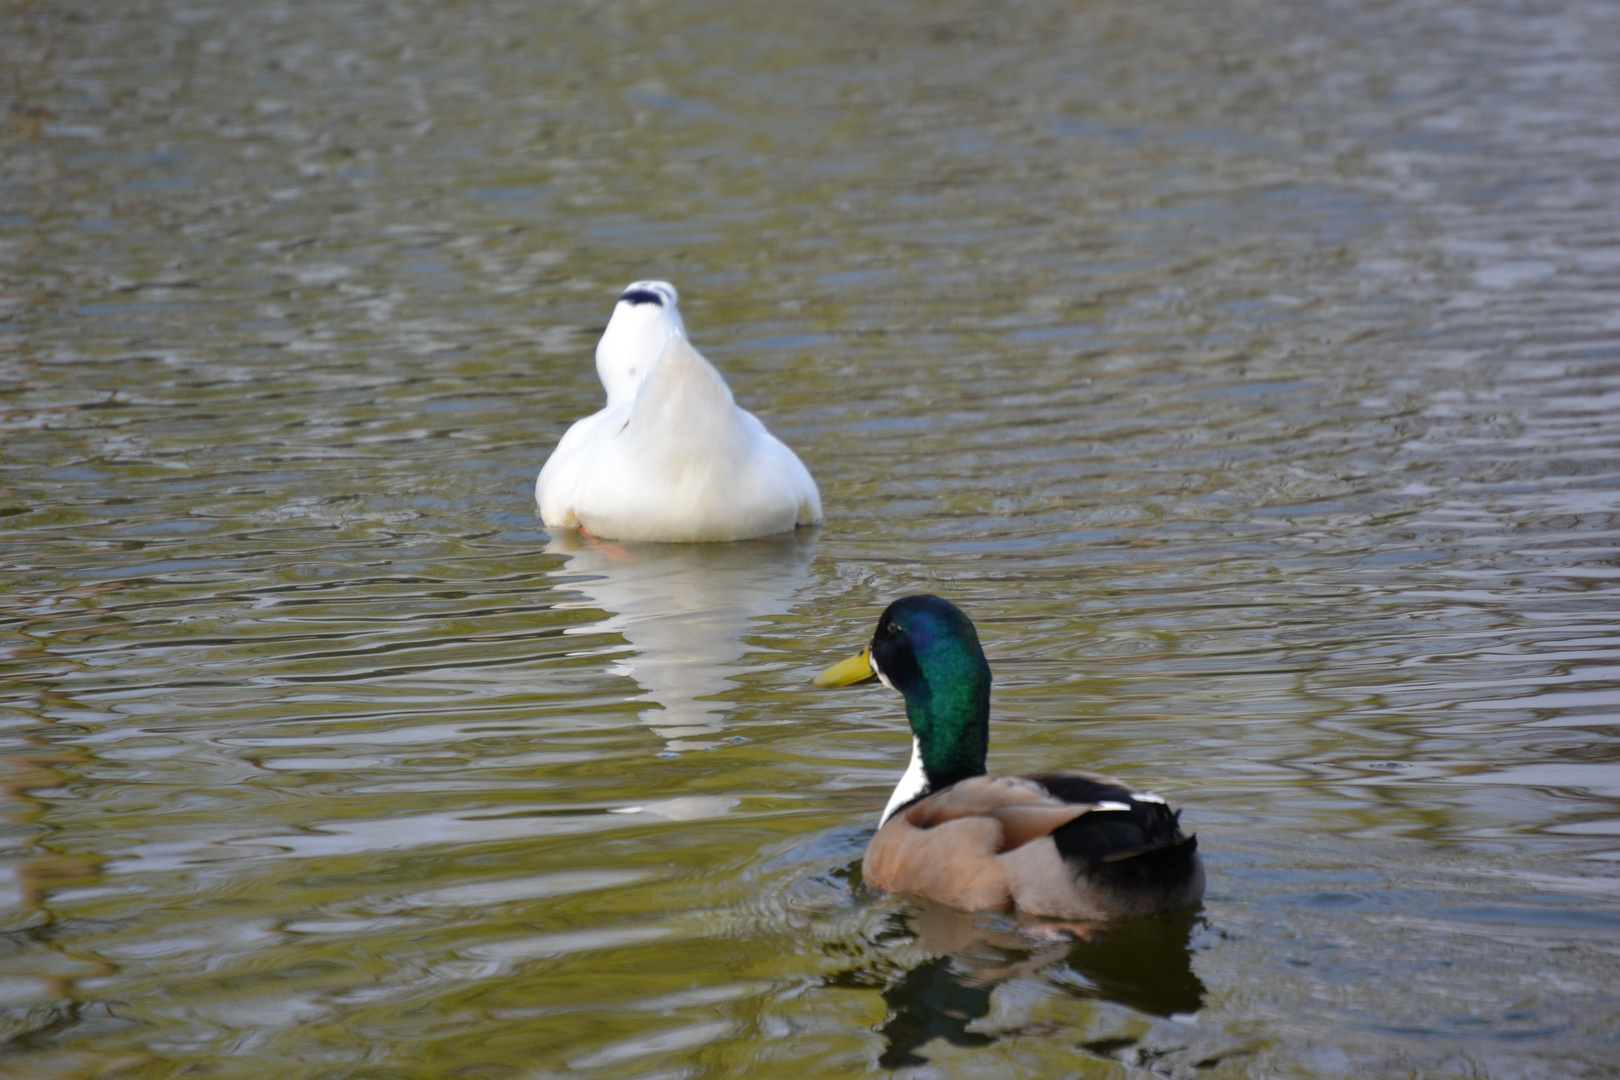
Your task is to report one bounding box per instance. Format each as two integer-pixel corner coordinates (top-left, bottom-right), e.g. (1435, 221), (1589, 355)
(4, 0), (1620, 1075)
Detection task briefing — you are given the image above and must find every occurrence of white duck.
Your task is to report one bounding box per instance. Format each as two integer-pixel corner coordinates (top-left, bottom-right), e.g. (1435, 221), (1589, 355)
(536, 281), (824, 543)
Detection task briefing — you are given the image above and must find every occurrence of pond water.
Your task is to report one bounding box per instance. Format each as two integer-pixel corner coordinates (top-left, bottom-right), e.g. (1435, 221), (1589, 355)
(4, 0), (1619, 1075)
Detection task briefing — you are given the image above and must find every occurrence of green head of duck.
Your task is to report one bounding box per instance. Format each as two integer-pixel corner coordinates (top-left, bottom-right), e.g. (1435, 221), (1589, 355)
(822, 594), (992, 790)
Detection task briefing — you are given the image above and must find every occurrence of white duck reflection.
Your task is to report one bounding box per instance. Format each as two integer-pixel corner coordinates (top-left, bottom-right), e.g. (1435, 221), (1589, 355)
(545, 530), (818, 754)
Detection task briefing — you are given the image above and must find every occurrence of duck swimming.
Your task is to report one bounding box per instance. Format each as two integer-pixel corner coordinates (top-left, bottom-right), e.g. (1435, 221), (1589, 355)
(816, 595), (1204, 919)
(535, 281), (823, 543)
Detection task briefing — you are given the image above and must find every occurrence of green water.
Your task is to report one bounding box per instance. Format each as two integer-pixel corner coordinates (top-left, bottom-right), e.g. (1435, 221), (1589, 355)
(4, 0), (1619, 1075)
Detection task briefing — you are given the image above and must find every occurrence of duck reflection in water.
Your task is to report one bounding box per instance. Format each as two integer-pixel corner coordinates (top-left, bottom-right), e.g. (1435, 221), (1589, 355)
(544, 529), (816, 754)
(830, 901), (1204, 1069)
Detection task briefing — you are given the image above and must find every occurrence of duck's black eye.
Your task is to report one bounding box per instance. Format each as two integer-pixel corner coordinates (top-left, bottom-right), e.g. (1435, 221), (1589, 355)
(620, 288), (664, 307)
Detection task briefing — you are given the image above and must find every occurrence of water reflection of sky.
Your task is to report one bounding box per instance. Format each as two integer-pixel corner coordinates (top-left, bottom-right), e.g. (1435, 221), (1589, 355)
(3, 0), (1620, 1075)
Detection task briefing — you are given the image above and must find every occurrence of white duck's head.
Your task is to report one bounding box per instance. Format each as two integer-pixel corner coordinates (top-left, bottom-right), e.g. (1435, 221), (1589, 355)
(596, 281), (687, 406)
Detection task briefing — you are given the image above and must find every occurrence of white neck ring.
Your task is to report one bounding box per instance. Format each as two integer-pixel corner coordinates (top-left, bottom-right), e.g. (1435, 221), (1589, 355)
(878, 737), (929, 827)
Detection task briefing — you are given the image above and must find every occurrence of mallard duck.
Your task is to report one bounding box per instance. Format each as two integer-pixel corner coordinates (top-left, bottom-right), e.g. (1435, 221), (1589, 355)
(815, 595), (1204, 919)
(535, 281), (823, 543)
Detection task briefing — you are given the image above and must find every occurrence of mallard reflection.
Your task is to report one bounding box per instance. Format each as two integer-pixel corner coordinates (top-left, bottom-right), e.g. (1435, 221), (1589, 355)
(545, 530), (817, 753)
(832, 901), (1204, 1069)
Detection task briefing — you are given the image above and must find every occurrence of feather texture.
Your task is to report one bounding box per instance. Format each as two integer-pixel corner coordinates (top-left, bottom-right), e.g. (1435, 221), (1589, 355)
(536, 281), (822, 542)
(819, 595), (1205, 919)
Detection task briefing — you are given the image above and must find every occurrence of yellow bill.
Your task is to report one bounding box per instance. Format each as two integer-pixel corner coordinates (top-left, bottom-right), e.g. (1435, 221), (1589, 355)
(814, 647), (876, 687)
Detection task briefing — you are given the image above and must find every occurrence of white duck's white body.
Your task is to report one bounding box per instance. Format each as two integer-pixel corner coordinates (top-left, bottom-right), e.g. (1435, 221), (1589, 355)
(536, 282), (823, 543)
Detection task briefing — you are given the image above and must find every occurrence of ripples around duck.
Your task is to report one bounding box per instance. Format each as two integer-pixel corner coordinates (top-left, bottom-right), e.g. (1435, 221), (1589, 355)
(4, 0), (1620, 1076)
